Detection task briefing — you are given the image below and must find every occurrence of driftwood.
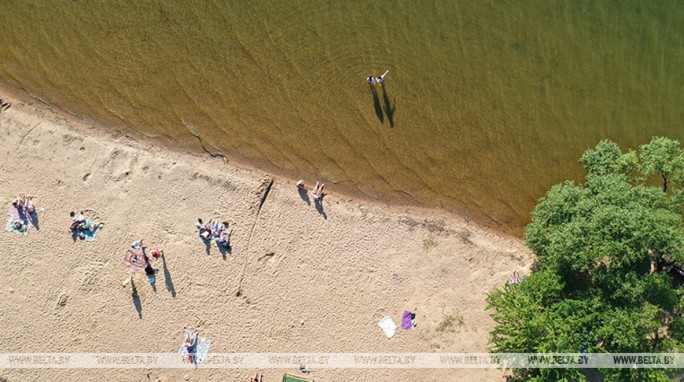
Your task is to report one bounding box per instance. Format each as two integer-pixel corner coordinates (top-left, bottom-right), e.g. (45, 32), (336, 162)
(0, 97), (11, 113)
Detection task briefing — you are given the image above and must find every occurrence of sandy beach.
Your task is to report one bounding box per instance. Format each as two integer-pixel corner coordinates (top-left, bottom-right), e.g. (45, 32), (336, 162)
(0, 92), (532, 381)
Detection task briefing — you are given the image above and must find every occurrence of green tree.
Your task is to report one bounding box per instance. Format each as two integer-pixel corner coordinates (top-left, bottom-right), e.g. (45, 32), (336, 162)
(487, 138), (684, 381)
(639, 137), (684, 192)
(580, 139), (637, 178)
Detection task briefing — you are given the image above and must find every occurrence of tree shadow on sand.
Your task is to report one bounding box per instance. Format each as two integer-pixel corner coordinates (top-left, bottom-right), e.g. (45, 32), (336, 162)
(381, 84), (396, 128)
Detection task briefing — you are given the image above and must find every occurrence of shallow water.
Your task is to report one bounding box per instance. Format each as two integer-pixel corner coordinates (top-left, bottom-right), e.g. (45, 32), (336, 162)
(1, 1), (682, 233)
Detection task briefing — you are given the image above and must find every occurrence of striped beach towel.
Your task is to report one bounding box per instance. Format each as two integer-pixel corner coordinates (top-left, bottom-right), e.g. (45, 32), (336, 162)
(123, 250), (147, 271)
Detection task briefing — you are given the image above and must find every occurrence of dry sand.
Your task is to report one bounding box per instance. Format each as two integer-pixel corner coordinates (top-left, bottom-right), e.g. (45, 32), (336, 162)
(0, 92), (533, 382)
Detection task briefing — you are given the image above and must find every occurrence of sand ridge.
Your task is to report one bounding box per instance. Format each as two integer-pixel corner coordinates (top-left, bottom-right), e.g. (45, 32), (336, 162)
(0, 95), (532, 381)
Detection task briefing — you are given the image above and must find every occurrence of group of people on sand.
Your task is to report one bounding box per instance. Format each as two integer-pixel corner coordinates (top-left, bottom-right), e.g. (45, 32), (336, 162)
(195, 218), (231, 248)
(11, 194), (36, 213)
(8, 193), (39, 232)
(367, 69), (389, 85)
(8, 196), (103, 239)
(68, 210), (105, 239)
(297, 180), (325, 202)
(131, 239), (164, 284)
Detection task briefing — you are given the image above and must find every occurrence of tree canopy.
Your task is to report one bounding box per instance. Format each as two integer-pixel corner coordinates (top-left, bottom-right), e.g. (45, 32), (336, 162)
(487, 137), (684, 381)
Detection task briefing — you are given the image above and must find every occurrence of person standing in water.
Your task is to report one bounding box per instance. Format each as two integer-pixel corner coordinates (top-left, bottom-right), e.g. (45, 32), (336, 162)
(377, 70), (389, 84)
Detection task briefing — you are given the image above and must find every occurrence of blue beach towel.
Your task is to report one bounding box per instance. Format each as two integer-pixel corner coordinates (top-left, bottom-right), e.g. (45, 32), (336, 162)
(79, 220), (102, 242)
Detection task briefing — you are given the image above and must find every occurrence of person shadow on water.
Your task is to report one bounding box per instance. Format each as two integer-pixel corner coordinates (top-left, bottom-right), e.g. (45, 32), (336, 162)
(367, 72), (396, 127)
(370, 83), (384, 124)
(381, 82), (396, 128)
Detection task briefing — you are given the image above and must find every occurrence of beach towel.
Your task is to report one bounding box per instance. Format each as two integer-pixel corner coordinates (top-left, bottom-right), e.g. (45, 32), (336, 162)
(402, 310), (413, 330)
(178, 331), (211, 364)
(282, 373), (314, 382)
(6, 207), (29, 234)
(123, 250), (147, 271)
(82, 225), (97, 241)
(75, 220), (102, 241)
(195, 336), (212, 363)
(378, 316), (397, 339)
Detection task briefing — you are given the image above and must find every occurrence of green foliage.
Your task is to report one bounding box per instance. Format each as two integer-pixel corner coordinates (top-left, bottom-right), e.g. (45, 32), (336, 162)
(580, 140), (638, 177)
(488, 137), (684, 381)
(639, 137), (684, 191)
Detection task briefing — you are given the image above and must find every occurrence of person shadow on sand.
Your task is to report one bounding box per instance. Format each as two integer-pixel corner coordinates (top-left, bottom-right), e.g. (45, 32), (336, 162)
(312, 181), (328, 219)
(122, 277), (143, 319)
(297, 180), (311, 206)
(161, 254), (177, 298)
(296, 180), (327, 219)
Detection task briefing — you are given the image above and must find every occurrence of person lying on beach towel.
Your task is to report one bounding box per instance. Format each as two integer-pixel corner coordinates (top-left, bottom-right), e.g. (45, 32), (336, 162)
(196, 218), (232, 250)
(123, 250), (147, 271)
(68, 210), (104, 241)
(178, 330), (212, 364)
(179, 330), (198, 363)
(75, 220), (105, 241)
(7, 218), (28, 234)
(5, 202), (31, 234)
(6, 198), (42, 235)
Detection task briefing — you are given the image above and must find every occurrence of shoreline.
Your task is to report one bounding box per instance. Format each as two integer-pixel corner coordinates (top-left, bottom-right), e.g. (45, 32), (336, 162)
(0, 82), (527, 239)
(0, 89), (532, 382)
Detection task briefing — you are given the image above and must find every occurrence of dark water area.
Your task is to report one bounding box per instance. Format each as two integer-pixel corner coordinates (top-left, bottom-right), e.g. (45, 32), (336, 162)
(1, 1), (683, 234)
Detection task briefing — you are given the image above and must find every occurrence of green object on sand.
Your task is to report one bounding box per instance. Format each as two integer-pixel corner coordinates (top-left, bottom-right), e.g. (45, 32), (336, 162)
(282, 373), (313, 382)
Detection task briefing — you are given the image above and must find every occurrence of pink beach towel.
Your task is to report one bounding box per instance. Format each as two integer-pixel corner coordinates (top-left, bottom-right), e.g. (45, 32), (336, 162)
(123, 250), (147, 271)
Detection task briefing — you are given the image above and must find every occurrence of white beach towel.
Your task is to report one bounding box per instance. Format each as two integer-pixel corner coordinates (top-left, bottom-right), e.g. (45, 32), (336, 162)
(378, 316), (397, 339)
(195, 337), (212, 363)
(178, 331), (212, 364)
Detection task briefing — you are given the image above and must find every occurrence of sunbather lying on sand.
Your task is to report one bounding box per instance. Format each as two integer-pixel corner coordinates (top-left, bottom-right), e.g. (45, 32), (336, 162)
(12, 194), (36, 213)
(69, 210), (104, 239)
(181, 330), (198, 363)
(12, 220), (25, 231)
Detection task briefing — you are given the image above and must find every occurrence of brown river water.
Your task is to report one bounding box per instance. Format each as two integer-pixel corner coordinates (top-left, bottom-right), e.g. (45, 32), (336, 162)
(1, 1), (682, 234)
